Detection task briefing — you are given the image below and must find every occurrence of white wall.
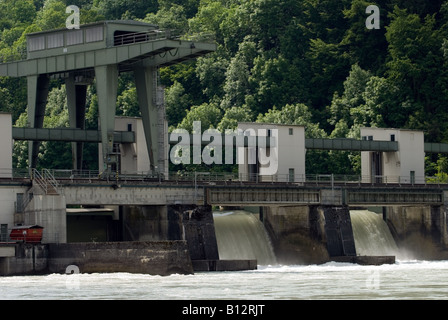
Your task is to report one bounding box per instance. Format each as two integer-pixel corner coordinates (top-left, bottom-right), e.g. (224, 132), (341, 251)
(100, 117), (168, 177)
(360, 128), (425, 183)
(237, 123), (306, 182)
(0, 113), (12, 178)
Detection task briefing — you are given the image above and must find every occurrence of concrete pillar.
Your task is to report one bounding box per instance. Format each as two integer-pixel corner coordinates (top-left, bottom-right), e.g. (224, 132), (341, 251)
(95, 65), (118, 173)
(27, 74), (50, 168)
(321, 205), (356, 257)
(263, 205), (329, 264)
(134, 66), (158, 171)
(179, 205), (219, 261)
(385, 206), (448, 259)
(25, 194), (67, 243)
(66, 74), (88, 170)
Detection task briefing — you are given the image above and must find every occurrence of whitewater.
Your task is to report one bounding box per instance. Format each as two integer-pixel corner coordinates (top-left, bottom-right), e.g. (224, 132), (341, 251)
(1, 260), (448, 299)
(2, 210), (448, 300)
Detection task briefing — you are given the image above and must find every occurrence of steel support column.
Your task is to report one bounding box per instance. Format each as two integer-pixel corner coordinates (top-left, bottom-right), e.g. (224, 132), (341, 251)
(134, 65), (159, 171)
(95, 65), (118, 173)
(66, 74), (88, 170)
(27, 74), (50, 168)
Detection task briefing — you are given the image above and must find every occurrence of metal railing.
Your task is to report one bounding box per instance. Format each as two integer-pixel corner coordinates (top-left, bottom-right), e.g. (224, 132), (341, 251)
(113, 29), (179, 46)
(2, 168), (448, 187)
(31, 168), (60, 194)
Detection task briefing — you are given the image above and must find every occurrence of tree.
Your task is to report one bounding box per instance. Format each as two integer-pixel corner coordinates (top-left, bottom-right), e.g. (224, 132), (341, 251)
(217, 105), (254, 131)
(141, 3), (189, 34)
(257, 103), (326, 138)
(164, 81), (190, 127)
(35, 0), (67, 31)
(177, 102), (222, 133)
(386, 6), (448, 141)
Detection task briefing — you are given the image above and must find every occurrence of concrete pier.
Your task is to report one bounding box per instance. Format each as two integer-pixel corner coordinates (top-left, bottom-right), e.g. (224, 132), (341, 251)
(263, 205), (359, 264)
(0, 241), (194, 276)
(47, 241), (193, 275)
(385, 205), (448, 260)
(0, 243), (49, 276)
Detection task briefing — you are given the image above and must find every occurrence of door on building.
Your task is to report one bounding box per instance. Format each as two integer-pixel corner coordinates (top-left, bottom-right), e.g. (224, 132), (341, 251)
(370, 152), (383, 183)
(289, 168), (295, 182)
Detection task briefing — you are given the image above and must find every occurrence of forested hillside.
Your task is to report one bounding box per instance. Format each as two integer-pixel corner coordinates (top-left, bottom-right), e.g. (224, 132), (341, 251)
(1, 0), (448, 176)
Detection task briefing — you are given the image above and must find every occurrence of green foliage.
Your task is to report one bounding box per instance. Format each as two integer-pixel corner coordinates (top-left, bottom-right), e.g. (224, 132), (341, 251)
(177, 102), (222, 133)
(1, 0), (448, 175)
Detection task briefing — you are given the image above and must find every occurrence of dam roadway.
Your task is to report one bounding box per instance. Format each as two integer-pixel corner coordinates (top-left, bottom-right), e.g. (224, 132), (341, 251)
(15, 170), (447, 207)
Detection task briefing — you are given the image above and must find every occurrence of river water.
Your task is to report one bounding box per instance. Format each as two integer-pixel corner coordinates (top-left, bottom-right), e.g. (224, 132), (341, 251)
(1, 260), (448, 300)
(1, 210), (448, 300)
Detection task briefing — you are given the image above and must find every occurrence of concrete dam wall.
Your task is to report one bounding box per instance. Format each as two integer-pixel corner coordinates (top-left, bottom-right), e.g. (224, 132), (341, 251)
(0, 241), (194, 276)
(3, 203), (448, 276)
(263, 205), (448, 264)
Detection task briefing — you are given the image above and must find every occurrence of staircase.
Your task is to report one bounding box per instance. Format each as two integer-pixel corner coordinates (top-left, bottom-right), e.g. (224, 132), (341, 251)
(32, 169), (60, 195)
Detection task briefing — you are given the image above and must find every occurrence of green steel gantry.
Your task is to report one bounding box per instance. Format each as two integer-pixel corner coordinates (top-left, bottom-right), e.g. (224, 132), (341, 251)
(0, 20), (215, 172)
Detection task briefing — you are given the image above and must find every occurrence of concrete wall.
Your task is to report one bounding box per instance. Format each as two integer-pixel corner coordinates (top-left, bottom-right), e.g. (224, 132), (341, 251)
(63, 185), (199, 206)
(263, 206), (329, 264)
(263, 205), (356, 264)
(0, 243), (48, 276)
(0, 185), (29, 228)
(25, 194), (66, 243)
(0, 241), (194, 276)
(0, 113), (12, 177)
(47, 241), (193, 275)
(385, 205), (448, 260)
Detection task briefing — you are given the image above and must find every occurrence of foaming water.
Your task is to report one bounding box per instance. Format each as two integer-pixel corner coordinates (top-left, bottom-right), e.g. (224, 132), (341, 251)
(213, 210), (277, 265)
(3, 210), (447, 300)
(350, 210), (399, 257)
(2, 260), (448, 299)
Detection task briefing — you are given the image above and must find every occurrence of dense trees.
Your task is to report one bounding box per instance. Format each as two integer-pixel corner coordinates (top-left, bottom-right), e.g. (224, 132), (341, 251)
(2, 0), (448, 174)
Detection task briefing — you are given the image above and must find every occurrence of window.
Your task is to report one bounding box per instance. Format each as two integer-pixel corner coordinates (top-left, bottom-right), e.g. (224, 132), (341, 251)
(267, 129), (272, 137)
(85, 26), (103, 43)
(47, 33), (64, 48)
(289, 128), (293, 135)
(127, 123), (132, 132)
(390, 134), (395, 142)
(28, 36), (45, 51)
(0, 224), (7, 242)
(16, 193), (24, 213)
(289, 168), (295, 182)
(66, 29), (83, 45)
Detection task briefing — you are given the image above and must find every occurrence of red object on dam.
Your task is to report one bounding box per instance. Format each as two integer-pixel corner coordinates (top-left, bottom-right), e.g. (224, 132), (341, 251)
(9, 225), (43, 243)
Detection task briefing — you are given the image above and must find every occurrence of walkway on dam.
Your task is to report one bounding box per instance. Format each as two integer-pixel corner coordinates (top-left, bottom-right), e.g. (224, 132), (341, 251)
(3, 169), (448, 208)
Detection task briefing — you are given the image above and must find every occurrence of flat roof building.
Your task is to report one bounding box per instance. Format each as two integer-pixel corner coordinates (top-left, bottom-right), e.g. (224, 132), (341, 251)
(360, 127), (425, 184)
(237, 123), (306, 182)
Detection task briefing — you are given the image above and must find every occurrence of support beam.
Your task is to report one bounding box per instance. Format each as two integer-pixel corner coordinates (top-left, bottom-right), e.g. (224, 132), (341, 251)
(66, 74), (88, 170)
(95, 65), (118, 173)
(134, 66), (158, 171)
(27, 74), (50, 168)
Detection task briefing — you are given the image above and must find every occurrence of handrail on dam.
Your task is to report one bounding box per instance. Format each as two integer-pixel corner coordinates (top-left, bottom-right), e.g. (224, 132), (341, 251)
(3, 168), (443, 206)
(2, 168), (447, 189)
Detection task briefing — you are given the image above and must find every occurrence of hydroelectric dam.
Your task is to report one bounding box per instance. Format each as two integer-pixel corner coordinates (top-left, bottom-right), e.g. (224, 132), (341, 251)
(1, 168), (448, 275)
(1, 20), (448, 276)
